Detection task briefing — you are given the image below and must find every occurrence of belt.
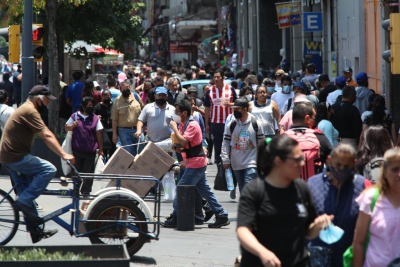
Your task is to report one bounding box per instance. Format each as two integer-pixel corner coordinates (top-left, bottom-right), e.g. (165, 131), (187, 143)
(119, 126), (136, 129)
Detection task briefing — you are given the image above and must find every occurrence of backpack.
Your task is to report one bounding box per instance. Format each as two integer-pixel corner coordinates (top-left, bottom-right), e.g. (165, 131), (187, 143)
(287, 98), (293, 113)
(284, 128), (320, 181)
(363, 157), (384, 184)
(229, 116), (258, 135)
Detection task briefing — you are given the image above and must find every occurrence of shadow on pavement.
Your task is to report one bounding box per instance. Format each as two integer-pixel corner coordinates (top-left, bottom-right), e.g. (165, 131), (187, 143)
(131, 255), (157, 265)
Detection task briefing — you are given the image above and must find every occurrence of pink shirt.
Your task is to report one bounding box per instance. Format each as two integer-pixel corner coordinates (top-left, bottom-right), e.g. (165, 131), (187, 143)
(179, 120), (207, 169)
(280, 110), (293, 131)
(356, 188), (400, 267)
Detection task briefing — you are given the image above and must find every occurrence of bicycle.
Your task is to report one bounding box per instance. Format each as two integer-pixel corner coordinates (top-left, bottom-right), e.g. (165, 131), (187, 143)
(0, 160), (161, 256)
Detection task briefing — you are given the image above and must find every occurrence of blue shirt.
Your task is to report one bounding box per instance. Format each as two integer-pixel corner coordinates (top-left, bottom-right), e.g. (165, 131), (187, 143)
(109, 88), (121, 103)
(66, 81), (84, 108)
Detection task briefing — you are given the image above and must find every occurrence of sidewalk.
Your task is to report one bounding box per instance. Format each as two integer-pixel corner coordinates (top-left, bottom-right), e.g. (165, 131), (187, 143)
(0, 163), (240, 267)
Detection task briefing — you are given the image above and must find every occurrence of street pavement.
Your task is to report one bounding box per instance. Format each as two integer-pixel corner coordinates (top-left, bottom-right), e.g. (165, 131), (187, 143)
(0, 162), (241, 267)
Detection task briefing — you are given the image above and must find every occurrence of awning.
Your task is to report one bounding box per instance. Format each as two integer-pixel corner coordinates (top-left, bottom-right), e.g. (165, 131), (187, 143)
(176, 20), (217, 30)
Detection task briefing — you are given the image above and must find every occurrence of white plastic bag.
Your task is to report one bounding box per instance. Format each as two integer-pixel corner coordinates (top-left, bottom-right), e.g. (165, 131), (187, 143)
(94, 154), (105, 174)
(155, 138), (173, 152)
(162, 170), (176, 200)
(61, 131), (73, 175)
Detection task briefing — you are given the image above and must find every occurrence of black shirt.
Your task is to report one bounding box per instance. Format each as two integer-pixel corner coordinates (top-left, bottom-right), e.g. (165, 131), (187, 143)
(330, 101), (362, 140)
(318, 84), (337, 103)
(94, 102), (113, 129)
(237, 178), (317, 267)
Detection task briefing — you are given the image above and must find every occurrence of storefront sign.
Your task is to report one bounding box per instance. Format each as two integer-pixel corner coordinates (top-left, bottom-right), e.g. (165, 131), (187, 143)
(304, 41), (323, 74)
(169, 40), (201, 54)
(275, 2), (301, 29)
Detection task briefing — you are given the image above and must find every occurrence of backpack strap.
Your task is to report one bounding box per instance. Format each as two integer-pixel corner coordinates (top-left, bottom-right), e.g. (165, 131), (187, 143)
(229, 117), (258, 135)
(369, 157), (384, 166)
(287, 98), (293, 112)
(133, 92), (140, 102)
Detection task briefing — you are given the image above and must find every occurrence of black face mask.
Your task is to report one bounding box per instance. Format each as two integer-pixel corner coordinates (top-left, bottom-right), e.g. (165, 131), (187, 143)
(37, 99), (47, 114)
(233, 110), (243, 119)
(155, 98), (167, 105)
(122, 90), (130, 97)
(85, 106), (94, 115)
(103, 99), (111, 105)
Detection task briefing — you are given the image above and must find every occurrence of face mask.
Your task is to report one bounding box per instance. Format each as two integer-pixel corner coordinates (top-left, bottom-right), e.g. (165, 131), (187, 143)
(37, 99), (47, 113)
(85, 106), (94, 115)
(103, 99), (111, 105)
(172, 113), (181, 123)
(267, 87), (275, 93)
(346, 78), (351, 82)
(329, 166), (355, 182)
(245, 94), (253, 101)
(283, 85), (291, 93)
(319, 223), (344, 244)
(122, 90), (130, 97)
(233, 110), (243, 119)
(155, 98), (166, 105)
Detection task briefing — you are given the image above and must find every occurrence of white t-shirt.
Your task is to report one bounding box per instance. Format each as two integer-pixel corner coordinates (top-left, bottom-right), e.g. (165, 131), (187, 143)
(271, 91), (295, 115)
(326, 89), (343, 106)
(0, 104), (15, 130)
(66, 112), (103, 131)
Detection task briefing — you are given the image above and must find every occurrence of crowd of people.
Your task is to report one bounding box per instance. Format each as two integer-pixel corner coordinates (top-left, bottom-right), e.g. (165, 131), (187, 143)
(0, 59), (399, 267)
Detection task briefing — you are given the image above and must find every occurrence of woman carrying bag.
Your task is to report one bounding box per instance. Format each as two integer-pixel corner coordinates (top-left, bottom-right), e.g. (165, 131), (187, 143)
(94, 89), (115, 159)
(351, 148), (400, 267)
(65, 96), (103, 195)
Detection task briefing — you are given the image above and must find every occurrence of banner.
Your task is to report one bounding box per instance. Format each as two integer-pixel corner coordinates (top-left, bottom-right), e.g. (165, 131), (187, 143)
(275, 2), (301, 29)
(304, 41), (323, 74)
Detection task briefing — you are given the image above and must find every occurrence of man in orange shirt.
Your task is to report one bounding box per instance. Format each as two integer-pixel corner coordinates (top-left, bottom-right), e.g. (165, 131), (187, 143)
(343, 68), (357, 87)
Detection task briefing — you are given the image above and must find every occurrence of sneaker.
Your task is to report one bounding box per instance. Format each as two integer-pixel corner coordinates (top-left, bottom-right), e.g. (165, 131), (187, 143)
(195, 218), (204, 225)
(162, 214), (177, 228)
(230, 189), (236, 200)
(34, 200), (43, 211)
(207, 159), (213, 165)
(208, 216), (230, 228)
(13, 201), (43, 225)
(204, 209), (215, 222)
(30, 228), (58, 244)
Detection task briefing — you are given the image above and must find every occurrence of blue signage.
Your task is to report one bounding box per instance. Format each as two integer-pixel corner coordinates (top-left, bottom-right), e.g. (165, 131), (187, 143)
(304, 41), (323, 74)
(303, 12), (323, 32)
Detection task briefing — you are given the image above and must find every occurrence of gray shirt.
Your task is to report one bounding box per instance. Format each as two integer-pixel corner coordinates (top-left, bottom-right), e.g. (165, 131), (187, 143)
(138, 102), (175, 142)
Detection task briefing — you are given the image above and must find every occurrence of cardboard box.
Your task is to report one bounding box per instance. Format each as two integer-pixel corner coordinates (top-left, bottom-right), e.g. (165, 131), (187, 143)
(102, 147), (135, 174)
(140, 142), (175, 167)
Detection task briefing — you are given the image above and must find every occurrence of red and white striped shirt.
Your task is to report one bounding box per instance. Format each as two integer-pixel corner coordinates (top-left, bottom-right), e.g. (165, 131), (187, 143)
(207, 84), (235, 124)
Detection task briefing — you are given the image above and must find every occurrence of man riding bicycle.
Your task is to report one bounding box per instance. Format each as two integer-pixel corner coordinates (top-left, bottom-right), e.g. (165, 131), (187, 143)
(0, 85), (75, 243)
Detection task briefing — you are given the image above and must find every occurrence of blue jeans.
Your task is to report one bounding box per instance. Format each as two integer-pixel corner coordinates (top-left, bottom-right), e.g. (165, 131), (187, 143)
(234, 167), (257, 193)
(4, 154), (56, 230)
(173, 166), (227, 217)
(118, 127), (139, 156)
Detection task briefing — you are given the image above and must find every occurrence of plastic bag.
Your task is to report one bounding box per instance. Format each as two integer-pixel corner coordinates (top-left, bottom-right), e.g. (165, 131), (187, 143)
(61, 131), (73, 175)
(94, 154), (105, 174)
(155, 138), (173, 152)
(162, 170), (176, 200)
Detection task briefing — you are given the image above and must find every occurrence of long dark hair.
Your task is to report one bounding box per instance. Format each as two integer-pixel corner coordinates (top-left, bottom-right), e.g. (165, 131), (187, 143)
(370, 95), (386, 125)
(82, 79), (95, 97)
(257, 135), (298, 177)
(356, 125), (393, 173)
(315, 102), (328, 125)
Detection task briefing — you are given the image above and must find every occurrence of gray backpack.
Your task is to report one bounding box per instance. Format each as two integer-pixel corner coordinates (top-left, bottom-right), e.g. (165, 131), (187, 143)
(363, 157), (384, 184)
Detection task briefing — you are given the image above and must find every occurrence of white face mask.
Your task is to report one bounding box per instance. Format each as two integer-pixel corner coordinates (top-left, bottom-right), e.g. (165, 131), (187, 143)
(172, 114), (181, 123)
(245, 94), (253, 101)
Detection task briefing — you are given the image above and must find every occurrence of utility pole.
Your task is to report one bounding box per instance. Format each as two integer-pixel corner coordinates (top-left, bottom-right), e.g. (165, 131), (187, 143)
(22, 0), (34, 101)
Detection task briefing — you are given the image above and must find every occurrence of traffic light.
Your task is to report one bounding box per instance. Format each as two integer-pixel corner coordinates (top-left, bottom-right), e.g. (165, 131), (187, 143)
(382, 13), (400, 74)
(32, 24), (45, 62)
(8, 25), (20, 63)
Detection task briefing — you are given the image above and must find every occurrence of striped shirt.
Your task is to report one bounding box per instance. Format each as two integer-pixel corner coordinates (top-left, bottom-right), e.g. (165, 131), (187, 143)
(204, 84), (237, 124)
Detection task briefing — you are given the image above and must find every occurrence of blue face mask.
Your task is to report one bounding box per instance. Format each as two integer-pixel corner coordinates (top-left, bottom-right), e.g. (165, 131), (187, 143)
(329, 166), (355, 183)
(319, 223), (344, 244)
(267, 87), (275, 93)
(283, 85), (291, 93)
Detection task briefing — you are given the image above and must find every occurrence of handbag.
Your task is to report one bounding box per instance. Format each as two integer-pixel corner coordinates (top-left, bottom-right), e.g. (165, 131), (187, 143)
(343, 187), (379, 267)
(61, 113), (78, 175)
(101, 128), (112, 150)
(214, 163), (229, 191)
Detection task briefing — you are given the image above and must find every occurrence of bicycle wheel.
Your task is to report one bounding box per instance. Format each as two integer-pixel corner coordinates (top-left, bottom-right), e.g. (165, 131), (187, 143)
(0, 189), (19, 245)
(88, 200), (148, 256)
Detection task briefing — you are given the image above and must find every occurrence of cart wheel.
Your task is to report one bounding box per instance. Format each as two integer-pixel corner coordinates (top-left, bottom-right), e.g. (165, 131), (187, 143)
(87, 200), (148, 256)
(0, 189), (19, 245)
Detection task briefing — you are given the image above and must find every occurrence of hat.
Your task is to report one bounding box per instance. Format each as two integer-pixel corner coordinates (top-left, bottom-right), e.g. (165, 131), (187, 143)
(335, 76), (346, 86)
(199, 70), (206, 76)
(294, 96), (311, 103)
(294, 81), (307, 91)
(230, 98), (249, 109)
(343, 67), (353, 73)
(356, 72), (369, 83)
(29, 85), (56, 100)
(118, 72), (127, 83)
(275, 69), (288, 76)
(93, 81), (100, 87)
(187, 86), (198, 94)
(155, 87), (168, 95)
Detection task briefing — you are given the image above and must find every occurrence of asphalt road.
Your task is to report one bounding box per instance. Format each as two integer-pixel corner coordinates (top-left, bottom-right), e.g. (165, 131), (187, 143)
(0, 162), (241, 267)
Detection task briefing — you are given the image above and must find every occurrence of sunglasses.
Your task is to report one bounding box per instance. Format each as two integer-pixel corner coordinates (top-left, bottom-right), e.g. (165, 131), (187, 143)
(286, 155), (304, 163)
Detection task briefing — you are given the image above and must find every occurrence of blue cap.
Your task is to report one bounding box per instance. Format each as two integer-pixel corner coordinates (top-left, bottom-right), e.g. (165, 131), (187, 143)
(356, 72), (369, 83)
(294, 81), (307, 91)
(155, 87), (168, 95)
(335, 76), (346, 86)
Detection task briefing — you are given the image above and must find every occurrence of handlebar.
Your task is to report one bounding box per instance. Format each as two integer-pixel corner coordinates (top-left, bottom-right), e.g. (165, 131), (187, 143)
(66, 160), (81, 181)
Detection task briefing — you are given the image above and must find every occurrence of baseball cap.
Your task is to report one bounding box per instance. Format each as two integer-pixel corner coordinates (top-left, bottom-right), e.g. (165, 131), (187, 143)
(343, 67), (353, 73)
(356, 72), (369, 83)
(187, 86), (198, 94)
(335, 76), (346, 86)
(199, 70), (206, 75)
(118, 72), (127, 83)
(230, 98), (249, 109)
(29, 85), (56, 100)
(294, 81), (307, 91)
(275, 69), (288, 76)
(155, 87), (167, 95)
(93, 81), (100, 87)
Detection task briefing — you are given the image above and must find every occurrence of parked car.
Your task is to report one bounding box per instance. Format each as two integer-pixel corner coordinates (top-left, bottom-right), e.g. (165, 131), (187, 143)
(181, 79), (232, 98)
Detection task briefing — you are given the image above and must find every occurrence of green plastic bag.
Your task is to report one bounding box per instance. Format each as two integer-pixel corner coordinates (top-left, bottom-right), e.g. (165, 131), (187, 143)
(343, 188), (379, 267)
